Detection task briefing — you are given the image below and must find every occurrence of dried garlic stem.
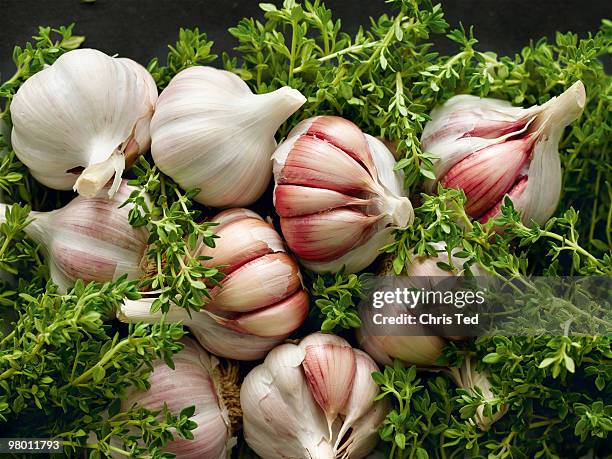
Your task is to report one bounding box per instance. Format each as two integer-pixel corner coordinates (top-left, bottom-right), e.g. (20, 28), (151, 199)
(74, 149), (125, 198)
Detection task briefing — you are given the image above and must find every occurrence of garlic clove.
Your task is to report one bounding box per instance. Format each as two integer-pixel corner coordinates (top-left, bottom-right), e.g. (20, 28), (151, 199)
(198, 216), (285, 274)
(117, 57), (159, 157)
(421, 94), (527, 148)
(212, 289), (309, 337)
(206, 252), (302, 313)
(280, 210), (381, 262)
(299, 333), (357, 433)
(274, 184), (371, 218)
(479, 176), (528, 223)
(337, 399), (390, 459)
(241, 344), (333, 458)
(304, 115), (378, 175)
(441, 137), (533, 217)
(366, 135), (406, 197)
(335, 349), (380, 450)
(277, 135), (380, 196)
(150, 66), (306, 207)
(301, 227), (395, 275)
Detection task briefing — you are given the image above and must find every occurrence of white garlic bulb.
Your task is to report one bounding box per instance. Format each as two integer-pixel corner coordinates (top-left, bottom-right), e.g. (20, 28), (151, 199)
(241, 332), (389, 458)
(0, 180), (148, 292)
(446, 356), (507, 431)
(150, 67), (306, 207)
(272, 115), (414, 274)
(119, 208), (309, 360)
(123, 338), (235, 458)
(421, 81), (585, 225)
(10, 49), (157, 198)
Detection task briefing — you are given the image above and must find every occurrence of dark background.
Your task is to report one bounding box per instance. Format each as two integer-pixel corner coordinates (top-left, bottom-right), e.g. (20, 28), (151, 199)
(0, 0), (609, 79)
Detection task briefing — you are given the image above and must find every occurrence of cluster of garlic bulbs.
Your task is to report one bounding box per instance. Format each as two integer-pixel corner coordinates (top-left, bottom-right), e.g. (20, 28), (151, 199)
(0, 180), (148, 292)
(421, 81), (585, 224)
(272, 115), (414, 274)
(11, 49), (157, 198)
(123, 338), (236, 458)
(119, 208), (309, 360)
(241, 333), (389, 458)
(150, 66), (306, 207)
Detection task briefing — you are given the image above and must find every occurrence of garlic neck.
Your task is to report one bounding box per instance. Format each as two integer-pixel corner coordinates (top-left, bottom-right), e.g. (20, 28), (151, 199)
(255, 86), (307, 133)
(73, 149), (126, 198)
(381, 193), (414, 228)
(535, 80), (586, 132)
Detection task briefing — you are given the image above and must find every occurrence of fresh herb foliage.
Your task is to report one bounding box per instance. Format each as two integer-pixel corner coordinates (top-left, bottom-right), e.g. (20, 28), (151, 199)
(147, 28), (217, 89)
(122, 157), (224, 314)
(0, 276), (191, 456)
(309, 271), (367, 331)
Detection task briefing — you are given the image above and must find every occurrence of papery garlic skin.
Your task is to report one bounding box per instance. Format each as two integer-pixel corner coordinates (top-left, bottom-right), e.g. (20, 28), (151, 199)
(150, 67), (306, 207)
(241, 332), (389, 459)
(119, 208), (309, 360)
(123, 338), (234, 458)
(0, 180), (148, 292)
(421, 81), (585, 225)
(447, 357), (507, 431)
(11, 49), (157, 198)
(273, 116), (414, 274)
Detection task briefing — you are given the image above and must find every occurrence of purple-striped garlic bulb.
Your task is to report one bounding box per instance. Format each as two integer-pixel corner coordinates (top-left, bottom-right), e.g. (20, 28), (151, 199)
(241, 333), (389, 458)
(421, 81), (585, 225)
(272, 116), (414, 274)
(0, 179), (148, 292)
(123, 338), (236, 458)
(119, 208), (309, 360)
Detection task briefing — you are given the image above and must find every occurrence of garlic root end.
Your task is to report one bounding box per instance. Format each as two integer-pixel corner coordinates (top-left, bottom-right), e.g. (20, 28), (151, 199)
(213, 361), (243, 434)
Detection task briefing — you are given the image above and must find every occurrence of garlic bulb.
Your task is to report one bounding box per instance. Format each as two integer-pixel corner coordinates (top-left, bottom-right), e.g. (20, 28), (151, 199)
(272, 115), (414, 274)
(11, 49), (157, 198)
(119, 208), (309, 360)
(150, 67), (306, 207)
(241, 332), (389, 459)
(421, 81), (585, 224)
(0, 180), (148, 292)
(123, 338), (236, 458)
(446, 357), (507, 431)
(357, 243), (479, 366)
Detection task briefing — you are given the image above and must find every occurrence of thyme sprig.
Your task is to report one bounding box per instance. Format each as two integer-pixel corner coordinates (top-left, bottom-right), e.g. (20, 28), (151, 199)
(123, 157), (223, 314)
